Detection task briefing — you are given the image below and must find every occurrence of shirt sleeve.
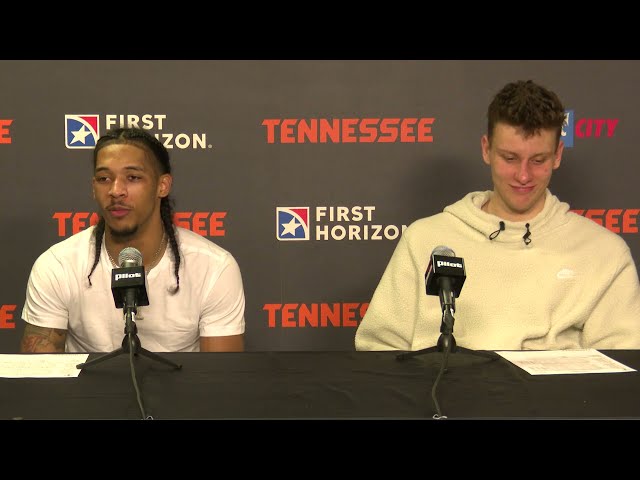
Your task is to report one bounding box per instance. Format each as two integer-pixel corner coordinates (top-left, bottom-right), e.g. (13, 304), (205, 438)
(21, 249), (72, 330)
(198, 252), (246, 337)
(581, 245), (640, 349)
(355, 228), (424, 351)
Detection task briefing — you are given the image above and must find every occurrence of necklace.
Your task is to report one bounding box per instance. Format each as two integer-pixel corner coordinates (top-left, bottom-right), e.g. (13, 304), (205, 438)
(107, 232), (167, 271)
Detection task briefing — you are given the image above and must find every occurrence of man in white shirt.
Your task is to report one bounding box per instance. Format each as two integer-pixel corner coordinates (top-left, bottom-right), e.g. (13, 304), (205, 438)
(21, 127), (246, 353)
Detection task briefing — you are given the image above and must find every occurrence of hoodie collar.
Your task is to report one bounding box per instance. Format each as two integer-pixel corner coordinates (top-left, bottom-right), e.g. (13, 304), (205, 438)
(444, 189), (571, 246)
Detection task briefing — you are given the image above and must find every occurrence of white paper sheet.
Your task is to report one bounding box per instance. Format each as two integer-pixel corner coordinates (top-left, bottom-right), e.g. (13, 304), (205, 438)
(496, 349), (636, 375)
(0, 354), (89, 378)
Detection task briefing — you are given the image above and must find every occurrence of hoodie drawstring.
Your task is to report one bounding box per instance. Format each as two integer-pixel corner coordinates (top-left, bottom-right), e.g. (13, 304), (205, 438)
(523, 223), (531, 245)
(489, 221), (532, 245)
(489, 221), (505, 240)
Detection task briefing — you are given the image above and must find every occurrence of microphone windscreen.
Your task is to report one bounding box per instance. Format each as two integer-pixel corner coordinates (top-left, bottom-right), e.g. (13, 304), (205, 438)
(118, 247), (143, 268)
(432, 245), (455, 257)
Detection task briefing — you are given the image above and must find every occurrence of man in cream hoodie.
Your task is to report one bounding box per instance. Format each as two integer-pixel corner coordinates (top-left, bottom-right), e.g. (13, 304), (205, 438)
(355, 80), (640, 352)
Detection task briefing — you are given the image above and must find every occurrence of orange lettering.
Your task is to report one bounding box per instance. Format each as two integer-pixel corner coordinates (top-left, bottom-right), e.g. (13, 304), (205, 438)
(0, 119), (12, 144)
(0, 305), (16, 329)
(623, 209), (639, 233)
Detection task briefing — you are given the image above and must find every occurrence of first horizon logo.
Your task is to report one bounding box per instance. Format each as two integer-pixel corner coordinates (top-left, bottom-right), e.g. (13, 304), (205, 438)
(65, 113), (212, 150)
(65, 115), (99, 149)
(276, 206), (407, 241)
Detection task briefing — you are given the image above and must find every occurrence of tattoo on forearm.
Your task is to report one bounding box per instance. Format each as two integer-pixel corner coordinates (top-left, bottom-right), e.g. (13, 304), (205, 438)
(20, 324), (67, 353)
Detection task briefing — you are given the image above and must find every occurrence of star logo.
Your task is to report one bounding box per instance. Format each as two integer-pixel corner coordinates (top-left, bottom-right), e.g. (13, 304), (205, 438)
(276, 207), (310, 241)
(65, 114), (100, 149)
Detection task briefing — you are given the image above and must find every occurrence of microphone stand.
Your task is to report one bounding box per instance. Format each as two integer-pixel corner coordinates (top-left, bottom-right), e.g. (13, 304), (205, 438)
(396, 305), (498, 367)
(77, 307), (182, 370)
(77, 307), (182, 419)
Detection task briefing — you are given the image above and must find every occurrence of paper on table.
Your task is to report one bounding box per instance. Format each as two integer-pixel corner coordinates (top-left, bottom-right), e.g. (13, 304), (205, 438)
(495, 349), (636, 375)
(0, 354), (89, 378)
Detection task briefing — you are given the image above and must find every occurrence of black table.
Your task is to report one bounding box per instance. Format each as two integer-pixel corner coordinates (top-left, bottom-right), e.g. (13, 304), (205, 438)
(2, 350), (640, 420)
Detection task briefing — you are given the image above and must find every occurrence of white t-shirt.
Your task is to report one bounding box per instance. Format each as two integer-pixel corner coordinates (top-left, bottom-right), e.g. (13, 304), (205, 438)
(22, 226), (245, 352)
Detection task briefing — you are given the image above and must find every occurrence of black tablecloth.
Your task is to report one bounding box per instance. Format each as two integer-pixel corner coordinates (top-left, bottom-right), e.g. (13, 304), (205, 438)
(2, 350), (640, 420)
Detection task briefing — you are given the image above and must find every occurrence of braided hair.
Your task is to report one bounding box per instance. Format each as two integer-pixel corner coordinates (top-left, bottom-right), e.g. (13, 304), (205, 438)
(87, 127), (181, 293)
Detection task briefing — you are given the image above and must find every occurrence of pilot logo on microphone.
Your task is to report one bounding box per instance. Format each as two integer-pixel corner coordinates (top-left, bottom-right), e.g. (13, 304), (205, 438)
(425, 254), (466, 297)
(436, 260), (463, 269)
(114, 272), (143, 281)
(111, 266), (149, 309)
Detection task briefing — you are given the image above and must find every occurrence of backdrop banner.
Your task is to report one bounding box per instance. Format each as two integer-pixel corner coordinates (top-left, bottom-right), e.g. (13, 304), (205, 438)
(1, 60), (637, 352)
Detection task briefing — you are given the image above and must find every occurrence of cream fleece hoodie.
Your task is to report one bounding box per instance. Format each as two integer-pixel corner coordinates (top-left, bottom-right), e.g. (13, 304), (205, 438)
(355, 190), (640, 351)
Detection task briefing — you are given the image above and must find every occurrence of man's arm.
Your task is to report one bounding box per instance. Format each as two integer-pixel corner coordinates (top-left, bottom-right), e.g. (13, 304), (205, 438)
(200, 334), (244, 352)
(199, 252), (246, 352)
(355, 230), (421, 351)
(21, 248), (70, 353)
(20, 324), (67, 353)
(582, 249), (640, 349)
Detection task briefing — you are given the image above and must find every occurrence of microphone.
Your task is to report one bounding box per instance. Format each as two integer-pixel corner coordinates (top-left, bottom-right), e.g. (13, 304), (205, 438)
(424, 245), (466, 313)
(111, 247), (149, 312)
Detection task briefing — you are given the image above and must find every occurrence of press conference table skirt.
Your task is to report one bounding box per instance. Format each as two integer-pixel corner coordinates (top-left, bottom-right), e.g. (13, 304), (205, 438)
(2, 350), (640, 420)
